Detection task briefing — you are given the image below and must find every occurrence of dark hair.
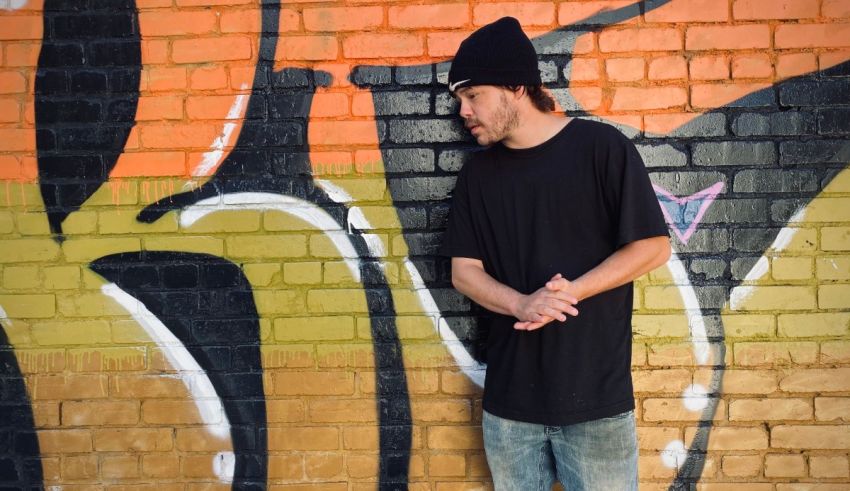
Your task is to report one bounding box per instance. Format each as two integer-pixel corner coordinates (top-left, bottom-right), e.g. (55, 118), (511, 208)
(505, 85), (556, 112)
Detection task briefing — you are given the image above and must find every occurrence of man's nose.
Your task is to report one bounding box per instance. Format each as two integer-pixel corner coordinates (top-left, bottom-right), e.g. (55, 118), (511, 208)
(458, 99), (472, 119)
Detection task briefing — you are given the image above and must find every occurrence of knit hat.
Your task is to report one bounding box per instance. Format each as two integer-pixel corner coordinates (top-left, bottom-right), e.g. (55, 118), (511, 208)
(448, 16), (541, 92)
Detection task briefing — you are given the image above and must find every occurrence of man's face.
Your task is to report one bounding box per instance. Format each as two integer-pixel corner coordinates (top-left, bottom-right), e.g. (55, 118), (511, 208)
(454, 86), (520, 146)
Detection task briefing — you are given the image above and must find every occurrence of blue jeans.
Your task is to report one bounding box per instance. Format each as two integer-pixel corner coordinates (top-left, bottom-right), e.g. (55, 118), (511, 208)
(482, 409), (638, 491)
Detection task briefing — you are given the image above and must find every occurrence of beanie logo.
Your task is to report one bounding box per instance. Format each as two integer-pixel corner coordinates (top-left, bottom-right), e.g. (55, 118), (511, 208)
(449, 79), (471, 91)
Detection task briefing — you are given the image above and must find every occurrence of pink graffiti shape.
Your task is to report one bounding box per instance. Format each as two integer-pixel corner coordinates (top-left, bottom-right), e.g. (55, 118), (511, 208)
(652, 182), (724, 244)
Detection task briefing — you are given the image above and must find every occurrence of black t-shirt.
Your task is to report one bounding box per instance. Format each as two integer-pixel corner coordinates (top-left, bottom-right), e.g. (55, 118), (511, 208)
(440, 118), (669, 426)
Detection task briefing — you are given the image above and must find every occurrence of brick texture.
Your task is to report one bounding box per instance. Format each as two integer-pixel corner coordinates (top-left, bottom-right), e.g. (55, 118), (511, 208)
(1, 1), (849, 489)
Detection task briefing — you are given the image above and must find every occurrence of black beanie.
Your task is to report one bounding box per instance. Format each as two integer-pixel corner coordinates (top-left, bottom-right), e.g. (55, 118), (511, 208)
(448, 16), (541, 92)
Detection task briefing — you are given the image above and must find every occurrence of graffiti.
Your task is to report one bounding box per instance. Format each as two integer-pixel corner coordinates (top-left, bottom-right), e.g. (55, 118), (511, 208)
(1, 0), (849, 488)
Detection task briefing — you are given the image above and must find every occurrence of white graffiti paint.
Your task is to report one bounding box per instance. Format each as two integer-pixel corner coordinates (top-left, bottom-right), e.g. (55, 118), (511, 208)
(180, 193), (361, 280)
(660, 252), (718, 469)
(186, 85), (251, 188)
(0, 304), (9, 326)
(682, 384), (709, 411)
(0, 0), (27, 10)
(315, 180), (486, 386)
(661, 440), (688, 469)
(101, 283), (232, 444)
(403, 260), (486, 386)
(730, 208), (807, 310)
(213, 451), (236, 483)
(315, 179), (354, 203)
(666, 252), (711, 366)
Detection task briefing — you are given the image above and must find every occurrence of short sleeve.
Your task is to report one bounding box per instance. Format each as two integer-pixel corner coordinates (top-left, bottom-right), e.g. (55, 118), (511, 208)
(440, 164), (483, 259)
(605, 132), (670, 248)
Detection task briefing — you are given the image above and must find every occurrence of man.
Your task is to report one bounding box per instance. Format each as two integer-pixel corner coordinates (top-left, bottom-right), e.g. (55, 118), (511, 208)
(440, 17), (672, 490)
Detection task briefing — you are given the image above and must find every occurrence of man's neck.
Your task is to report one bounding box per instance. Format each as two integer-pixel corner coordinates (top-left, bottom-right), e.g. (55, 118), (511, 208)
(501, 111), (572, 150)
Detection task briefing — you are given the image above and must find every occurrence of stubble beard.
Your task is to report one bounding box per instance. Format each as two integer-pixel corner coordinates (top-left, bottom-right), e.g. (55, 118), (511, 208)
(472, 92), (520, 146)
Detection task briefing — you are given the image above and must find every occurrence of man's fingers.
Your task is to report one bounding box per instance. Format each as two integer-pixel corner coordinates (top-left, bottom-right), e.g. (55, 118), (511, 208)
(547, 290), (578, 305)
(541, 307), (567, 322)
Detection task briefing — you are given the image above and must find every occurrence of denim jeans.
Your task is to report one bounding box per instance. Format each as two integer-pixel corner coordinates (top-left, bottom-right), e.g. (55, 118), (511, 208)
(482, 409), (638, 491)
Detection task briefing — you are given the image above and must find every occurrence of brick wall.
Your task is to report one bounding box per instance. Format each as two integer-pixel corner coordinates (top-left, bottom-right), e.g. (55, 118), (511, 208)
(0, 0), (848, 489)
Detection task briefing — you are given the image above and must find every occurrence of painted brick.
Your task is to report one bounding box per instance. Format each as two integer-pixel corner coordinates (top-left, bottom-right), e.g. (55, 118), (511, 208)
(277, 35), (339, 61)
(308, 399), (376, 423)
(687, 25), (771, 50)
(819, 284), (850, 309)
(189, 65), (228, 90)
(427, 425), (483, 450)
(776, 24), (850, 49)
(33, 374), (108, 400)
(734, 341), (818, 366)
(62, 400), (139, 426)
(731, 286), (817, 311)
(765, 453), (807, 477)
(734, 0), (819, 19)
(732, 54), (773, 79)
(310, 121), (382, 145)
(172, 36), (253, 63)
(685, 426), (768, 451)
(809, 456), (850, 478)
(605, 57), (644, 81)
(274, 316), (355, 341)
(722, 455), (762, 477)
(138, 11), (217, 36)
(38, 429), (92, 454)
(411, 400), (472, 423)
(691, 82), (774, 109)
(822, 227), (850, 251)
(817, 256), (850, 280)
(101, 455), (139, 479)
(219, 9), (264, 33)
(690, 55), (730, 81)
(389, 4), (469, 29)
(344, 34), (423, 59)
(429, 453), (466, 477)
(305, 453), (344, 479)
(61, 455), (98, 479)
(729, 398), (813, 421)
(427, 31), (472, 57)
(643, 398), (726, 421)
(779, 313), (850, 337)
(610, 87), (687, 110)
(303, 7), (382, 32)
(473, 2), (556, 26)
(780, 369), (850, 392)
(732, 111), (816, 137)
(558, 1), (639, 26)
(648, 55), (687, 80)
(645, 0), (728, 22)
(824, 0), (850, 18)
(266, 427), (339, 451)
(0, 70), (27, 94)
(93, 428), (172, 452)
(772, 425), (850, 449)
(815, 397), (850, 422)
(821, 341), (850, 364)
(599, 27), (682, 52)
(777, 52), (818, 79)
(771, 257), (813, 280)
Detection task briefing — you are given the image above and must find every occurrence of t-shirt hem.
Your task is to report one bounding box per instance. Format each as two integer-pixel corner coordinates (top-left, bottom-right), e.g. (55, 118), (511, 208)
(483, 398), (635, 427)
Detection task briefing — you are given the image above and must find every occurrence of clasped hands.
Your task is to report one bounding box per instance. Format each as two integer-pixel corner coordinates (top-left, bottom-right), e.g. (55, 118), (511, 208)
(512, 273), (580, 331)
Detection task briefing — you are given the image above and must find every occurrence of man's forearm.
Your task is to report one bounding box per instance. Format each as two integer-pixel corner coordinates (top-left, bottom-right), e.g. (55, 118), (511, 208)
(569, 235), (671, 301)
(451, 262), (522, 317)
(451, 258), (579, 323)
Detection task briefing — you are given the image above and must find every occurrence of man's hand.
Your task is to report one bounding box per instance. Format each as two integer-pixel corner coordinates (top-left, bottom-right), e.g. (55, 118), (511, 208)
(513, 273), (579, 331)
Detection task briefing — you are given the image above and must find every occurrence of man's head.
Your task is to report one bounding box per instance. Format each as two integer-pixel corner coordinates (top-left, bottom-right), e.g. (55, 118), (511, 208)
(448, 17), (556, 145)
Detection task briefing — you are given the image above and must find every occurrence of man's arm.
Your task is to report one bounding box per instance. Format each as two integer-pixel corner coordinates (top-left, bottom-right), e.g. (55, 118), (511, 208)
(451, 257), (579, 324)
(515, 235), (672, 330)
